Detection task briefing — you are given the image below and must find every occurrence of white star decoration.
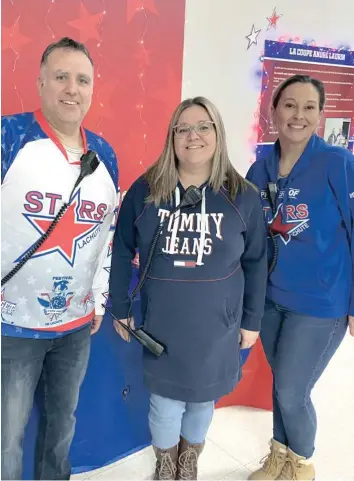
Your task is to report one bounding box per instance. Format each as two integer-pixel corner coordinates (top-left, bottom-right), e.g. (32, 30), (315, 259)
(246, 24), (261, 50)
(1, 240), (11, 253)
(27, 276), (36, 285)
(76, 285), (85, 296)
(22, 313), (31, 324)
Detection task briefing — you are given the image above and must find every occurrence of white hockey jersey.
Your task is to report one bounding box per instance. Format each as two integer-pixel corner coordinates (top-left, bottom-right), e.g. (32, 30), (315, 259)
(1, 110), (119, 338)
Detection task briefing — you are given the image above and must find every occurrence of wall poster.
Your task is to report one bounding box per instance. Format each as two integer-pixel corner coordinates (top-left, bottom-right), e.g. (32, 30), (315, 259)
(256, 40), (354, 159)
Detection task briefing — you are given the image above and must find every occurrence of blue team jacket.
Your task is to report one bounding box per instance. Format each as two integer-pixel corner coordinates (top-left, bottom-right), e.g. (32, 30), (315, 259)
(247, 134), (354, 319)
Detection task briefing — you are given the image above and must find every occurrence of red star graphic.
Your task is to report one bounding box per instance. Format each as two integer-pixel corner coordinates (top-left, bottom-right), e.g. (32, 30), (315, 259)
(267, 8), (282, 30)
(26, 201), (98, 265)
(152, 66), (180, 105)
(126, 0), (159, 23)
(67, 3), (103, 43)
(95, 81), (119, 120)
(269, 207), (306, 244)
(2, 21), (31, 52)
(134, 47), (153, 68)
(85, 81), (118, 128)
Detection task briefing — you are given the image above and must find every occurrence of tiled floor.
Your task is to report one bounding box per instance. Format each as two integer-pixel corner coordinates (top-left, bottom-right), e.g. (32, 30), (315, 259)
(72, 333), (354, 480)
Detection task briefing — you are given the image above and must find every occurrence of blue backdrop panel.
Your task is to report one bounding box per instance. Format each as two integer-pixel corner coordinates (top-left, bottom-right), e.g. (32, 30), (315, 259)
(23, 268), (151, 478)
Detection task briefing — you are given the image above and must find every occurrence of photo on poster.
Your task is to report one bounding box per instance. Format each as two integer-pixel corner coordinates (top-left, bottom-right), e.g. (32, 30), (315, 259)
(324, 118), (351, 148)
(256, 41), (354, 158)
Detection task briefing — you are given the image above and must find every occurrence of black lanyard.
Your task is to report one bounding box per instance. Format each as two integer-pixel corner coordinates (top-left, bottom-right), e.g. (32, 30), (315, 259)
(267, 182), (278, 215)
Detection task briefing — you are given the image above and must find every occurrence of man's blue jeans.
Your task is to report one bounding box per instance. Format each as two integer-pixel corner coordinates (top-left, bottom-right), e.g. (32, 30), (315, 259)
(261, 300), (347, 458)
(1, 324), (91, 480)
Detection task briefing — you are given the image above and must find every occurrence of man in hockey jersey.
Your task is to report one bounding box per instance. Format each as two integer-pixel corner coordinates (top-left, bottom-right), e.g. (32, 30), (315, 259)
(1, 38), (119, 479)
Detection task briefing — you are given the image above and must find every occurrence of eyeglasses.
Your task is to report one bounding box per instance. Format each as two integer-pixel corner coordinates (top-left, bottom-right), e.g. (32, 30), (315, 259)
(172, 121), (215, 138)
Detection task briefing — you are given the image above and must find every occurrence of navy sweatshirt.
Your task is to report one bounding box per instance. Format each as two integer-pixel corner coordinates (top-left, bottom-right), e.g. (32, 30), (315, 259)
(109, 176), (267, 402)
(247, 135), (354, 318)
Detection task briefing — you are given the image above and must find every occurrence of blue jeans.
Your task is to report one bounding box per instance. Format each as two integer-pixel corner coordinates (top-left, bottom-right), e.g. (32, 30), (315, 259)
(148, 394), (214, 449)
(1, 325), (91, 480)
(261, 300), (347, 458)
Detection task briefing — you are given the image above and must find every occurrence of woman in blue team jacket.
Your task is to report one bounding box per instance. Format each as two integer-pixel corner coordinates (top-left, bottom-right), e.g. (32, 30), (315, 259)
(109, 97), (268, 480)
(247, 75), (354, 481)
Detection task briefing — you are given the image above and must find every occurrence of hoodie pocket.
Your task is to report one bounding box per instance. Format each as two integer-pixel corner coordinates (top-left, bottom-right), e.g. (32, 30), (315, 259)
(223, 298), (242, 329)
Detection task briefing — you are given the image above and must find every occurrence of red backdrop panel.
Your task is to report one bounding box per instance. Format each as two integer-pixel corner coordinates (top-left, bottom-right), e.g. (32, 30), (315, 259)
(1, 0), (185, 192)
(217, 340), (273, 410)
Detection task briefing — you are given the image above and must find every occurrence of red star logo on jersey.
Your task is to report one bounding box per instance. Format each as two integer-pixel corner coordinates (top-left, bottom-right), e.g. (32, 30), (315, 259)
(269, 205), (308, 245)
(19, 191), (101, 267)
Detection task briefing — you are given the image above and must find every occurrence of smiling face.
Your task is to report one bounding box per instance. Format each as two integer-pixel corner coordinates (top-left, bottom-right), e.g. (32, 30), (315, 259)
(173, 105), (217, 172)
(37, 47), (94, 131)
(272, 82), (322, 146)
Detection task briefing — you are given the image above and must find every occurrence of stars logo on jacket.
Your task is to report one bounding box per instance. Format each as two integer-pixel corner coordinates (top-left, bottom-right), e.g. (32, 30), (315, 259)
(268, 203), (310, 245)
(18, 190), (102, 267)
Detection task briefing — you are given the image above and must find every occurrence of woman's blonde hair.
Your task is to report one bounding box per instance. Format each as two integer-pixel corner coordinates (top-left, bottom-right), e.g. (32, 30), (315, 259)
(145, 96), (248, 205)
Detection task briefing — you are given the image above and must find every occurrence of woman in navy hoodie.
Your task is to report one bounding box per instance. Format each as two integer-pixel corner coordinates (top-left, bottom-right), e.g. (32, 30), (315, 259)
(247, 75), (354, 481)
(109, 97), (268, 479)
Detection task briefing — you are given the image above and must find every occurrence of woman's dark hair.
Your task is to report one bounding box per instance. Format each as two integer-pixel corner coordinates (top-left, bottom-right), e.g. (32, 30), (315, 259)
(272, 75), (325, 111)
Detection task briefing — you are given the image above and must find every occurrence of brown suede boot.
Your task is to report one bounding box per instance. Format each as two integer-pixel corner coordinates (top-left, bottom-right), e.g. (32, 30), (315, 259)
(176, 437), (204, 480)
(153, 445), (179, 480)
(278, 448), (315, 480)
(248, 439), (287, 480)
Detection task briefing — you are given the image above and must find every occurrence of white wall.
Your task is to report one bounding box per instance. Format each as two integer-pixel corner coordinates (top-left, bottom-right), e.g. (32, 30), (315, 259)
(182, 0), (354, 175)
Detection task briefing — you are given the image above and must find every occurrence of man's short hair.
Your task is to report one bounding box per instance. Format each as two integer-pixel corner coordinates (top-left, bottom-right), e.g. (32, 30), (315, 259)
(40, 37), (94, 67)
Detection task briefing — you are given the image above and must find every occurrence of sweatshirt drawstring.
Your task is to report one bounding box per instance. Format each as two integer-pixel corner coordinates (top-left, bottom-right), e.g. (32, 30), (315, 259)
(168, 186), (206, 266)
(168, 187), (181, 255)
(196, 186), (207, 266)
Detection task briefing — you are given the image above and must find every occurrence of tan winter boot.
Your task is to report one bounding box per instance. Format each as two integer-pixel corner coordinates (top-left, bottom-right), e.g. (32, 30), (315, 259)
(278, 448), (315, 480)
(248, 439), (287, 480)
(153, 445), (178, 480)
(176, 437), (204, 480)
